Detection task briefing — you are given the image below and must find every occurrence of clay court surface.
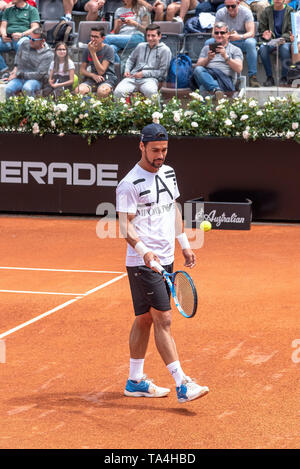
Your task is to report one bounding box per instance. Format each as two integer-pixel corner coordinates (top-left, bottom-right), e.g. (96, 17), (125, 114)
(0, 215), (299, 449)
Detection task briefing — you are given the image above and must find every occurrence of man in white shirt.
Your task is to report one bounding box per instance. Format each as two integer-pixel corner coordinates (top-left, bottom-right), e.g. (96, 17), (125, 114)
(116, 123), (209, 403)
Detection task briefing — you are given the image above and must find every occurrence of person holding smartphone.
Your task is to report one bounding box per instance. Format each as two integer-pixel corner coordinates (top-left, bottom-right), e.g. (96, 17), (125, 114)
(192, 21), (243, 101)
(104, 0), (149, 63)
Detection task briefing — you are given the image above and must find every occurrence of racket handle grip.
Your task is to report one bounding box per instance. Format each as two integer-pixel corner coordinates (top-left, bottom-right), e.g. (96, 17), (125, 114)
(150, 260), (164, 273)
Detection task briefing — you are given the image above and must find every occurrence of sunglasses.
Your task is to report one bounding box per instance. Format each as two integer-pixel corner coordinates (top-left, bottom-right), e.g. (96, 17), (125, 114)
(214, 31), (227, 35)
(28, 36), (43, 41)
(226, 4), (237, 8)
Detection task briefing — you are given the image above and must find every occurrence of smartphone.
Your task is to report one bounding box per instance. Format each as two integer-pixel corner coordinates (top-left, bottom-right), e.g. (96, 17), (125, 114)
(209, 42), (219, 53)
(120, 17), (126, 22)
(6, 33), (13, 39)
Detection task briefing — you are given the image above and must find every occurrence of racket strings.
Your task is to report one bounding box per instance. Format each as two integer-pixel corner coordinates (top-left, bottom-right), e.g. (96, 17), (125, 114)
(174, 272), (197, 317)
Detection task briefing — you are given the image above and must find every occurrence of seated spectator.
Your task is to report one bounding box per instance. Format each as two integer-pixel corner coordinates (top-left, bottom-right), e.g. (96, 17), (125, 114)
(0, 0), (36, 20)
(5, 27), (53, 98)
(258, 0), (293, 86)
(138, 0), (166, 21)
(196, 0), (224, 15)
(114, 23), (171, 99)
(0, 0), (40, 80)
(48, 42), (75, 97)
(62, 0), (106, 21)
(213, 0), (260, 86)
(166, 0), (198, 23)
(77, 26), (117, 98)
(104, 0), (149, 63)
(192, 21), (243, 100)
(239, 0), (269, 22)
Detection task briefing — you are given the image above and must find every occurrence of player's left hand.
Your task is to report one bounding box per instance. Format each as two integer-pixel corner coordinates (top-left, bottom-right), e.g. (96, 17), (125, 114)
(183, 249), (196, 268)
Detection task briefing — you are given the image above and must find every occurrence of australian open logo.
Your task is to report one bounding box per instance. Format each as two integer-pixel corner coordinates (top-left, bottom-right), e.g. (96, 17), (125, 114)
(195, 209), (245, 228)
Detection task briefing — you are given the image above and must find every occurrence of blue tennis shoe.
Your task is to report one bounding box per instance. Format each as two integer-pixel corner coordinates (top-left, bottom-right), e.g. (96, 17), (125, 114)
(124, 375), (170, 398)
(176, 376), (209, 403)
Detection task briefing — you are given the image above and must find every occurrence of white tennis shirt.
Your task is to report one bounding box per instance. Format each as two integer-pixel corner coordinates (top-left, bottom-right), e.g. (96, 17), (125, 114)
(116, 163), (180, 267)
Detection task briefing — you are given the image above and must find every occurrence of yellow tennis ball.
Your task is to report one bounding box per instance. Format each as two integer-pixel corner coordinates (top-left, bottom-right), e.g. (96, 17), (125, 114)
(200, 220), (212, 232)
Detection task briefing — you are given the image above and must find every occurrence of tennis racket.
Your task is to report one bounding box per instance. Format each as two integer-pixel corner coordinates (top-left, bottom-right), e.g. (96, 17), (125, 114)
(150, 260), (198, 318)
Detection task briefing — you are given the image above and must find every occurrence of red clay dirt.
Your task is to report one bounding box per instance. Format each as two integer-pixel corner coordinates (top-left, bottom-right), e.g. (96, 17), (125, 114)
(0, 216), (299, 449)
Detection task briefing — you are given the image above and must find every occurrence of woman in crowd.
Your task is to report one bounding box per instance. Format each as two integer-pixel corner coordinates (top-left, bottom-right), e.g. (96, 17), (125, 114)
(104, 0), (150, 63)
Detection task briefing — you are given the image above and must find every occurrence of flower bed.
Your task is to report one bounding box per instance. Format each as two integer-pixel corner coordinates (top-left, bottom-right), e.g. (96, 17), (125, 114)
(0, 91), (299, 143)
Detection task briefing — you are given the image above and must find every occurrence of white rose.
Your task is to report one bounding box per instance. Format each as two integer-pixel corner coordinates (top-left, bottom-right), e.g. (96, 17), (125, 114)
(57, 104), (68, 112)
(32, 123), (39, 135)
(286, 131), (295, 139)
(173, 111), (181, 122)
(243, 130), (250, 140)
(292, 122), (299, 130)
(152, 111), (162, 124)
(240, 114), (248, 121)
(191, 122), (198, 128)
(224, 118), (232, 126)
(230, 111), (237, 119)
(190, 92), (204, 101)
(249, 100), (256, 108)
(256, 110), (263, 116)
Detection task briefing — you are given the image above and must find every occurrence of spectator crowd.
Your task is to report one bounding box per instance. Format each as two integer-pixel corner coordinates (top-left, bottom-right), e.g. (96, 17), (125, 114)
(0, 0), (299, 102)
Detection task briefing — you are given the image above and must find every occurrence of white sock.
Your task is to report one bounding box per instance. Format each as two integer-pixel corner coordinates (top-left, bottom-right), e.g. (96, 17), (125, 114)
(129, 358), (144, 381)
(167, 360), (185, 387)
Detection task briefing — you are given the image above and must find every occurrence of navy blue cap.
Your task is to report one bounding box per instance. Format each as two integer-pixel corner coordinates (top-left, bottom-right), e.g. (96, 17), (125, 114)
(141, 123), (168, 143)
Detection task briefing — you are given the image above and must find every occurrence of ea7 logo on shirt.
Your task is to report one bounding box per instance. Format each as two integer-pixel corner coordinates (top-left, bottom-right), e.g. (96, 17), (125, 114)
(155, 174), (174, 203)
(135, 172), (176, 205)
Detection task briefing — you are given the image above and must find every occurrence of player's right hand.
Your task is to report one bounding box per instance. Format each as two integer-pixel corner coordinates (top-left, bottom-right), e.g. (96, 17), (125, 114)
(144, 252), (161, 271)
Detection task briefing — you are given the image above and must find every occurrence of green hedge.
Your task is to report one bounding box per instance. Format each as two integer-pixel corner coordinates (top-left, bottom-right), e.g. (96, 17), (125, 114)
(0, 91), (299, 144)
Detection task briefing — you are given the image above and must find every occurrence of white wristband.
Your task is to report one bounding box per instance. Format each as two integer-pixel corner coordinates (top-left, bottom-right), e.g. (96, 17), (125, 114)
(135, 241), (150, 258)
(176, 232), (190, 250)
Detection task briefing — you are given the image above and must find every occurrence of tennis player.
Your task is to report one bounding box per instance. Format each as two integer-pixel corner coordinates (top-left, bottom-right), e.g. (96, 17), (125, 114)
(116, 123), (209, 403)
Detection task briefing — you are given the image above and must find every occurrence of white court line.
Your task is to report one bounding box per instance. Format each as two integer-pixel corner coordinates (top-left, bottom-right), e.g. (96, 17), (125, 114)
(0, 273), (127, 340)
(0, 266), (124, 274)
(0, 290), (83, 296)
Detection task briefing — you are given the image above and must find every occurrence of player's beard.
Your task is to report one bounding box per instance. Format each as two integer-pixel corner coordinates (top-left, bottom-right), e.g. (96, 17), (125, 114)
(144, 147), (165, 169)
